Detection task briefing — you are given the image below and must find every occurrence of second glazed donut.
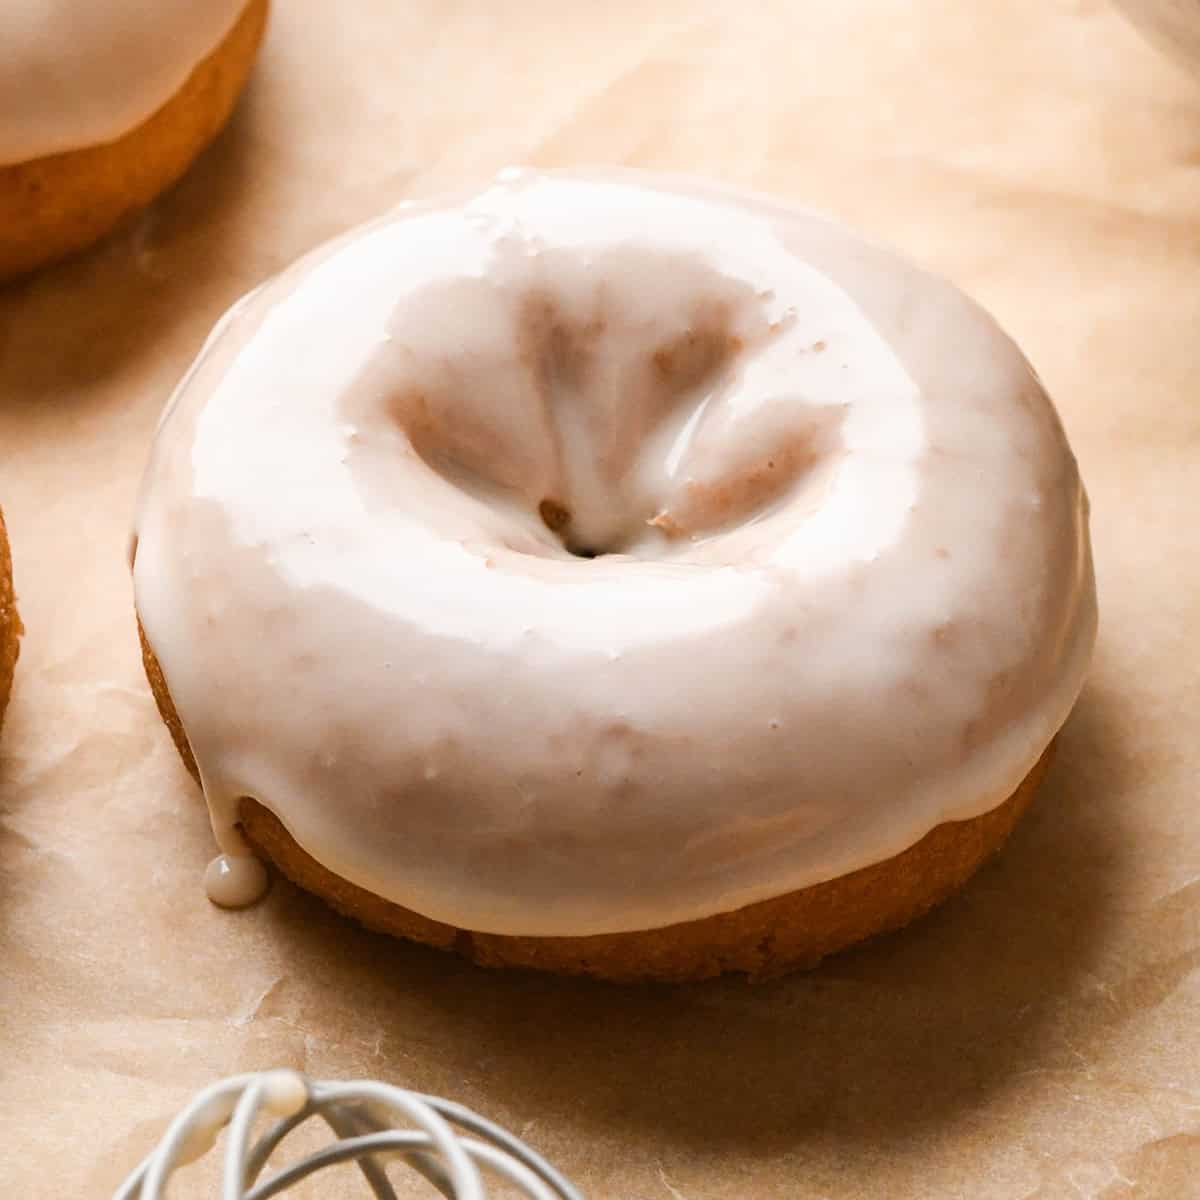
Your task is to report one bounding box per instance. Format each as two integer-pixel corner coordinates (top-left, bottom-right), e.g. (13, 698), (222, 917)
(0, 509), (20, 732)
(0, 0), (268, 281)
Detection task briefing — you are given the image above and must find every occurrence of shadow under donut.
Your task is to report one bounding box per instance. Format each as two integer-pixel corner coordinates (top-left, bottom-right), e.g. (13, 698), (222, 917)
(252, 676), (1125, 1170)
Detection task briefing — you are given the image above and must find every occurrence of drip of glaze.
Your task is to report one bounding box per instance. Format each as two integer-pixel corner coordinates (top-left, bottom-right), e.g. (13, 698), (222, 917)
(204, 852), (270, 908)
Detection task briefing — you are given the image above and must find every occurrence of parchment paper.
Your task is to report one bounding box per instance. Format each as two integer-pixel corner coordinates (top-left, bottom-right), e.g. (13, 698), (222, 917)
(2, 1), (1198, 1196)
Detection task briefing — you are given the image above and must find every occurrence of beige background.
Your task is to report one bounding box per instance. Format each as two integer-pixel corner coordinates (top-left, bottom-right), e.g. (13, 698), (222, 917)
(2, 1), (1198, 1196)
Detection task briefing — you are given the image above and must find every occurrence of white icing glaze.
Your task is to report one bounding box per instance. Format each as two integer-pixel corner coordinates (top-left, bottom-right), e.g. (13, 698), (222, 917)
(0, 0), (248, 166)
(204, 851), (269, 908)
(133, 169), (1096, 937)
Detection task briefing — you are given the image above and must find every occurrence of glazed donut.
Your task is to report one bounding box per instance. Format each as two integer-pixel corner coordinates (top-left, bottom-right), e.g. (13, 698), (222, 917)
(0, 0), (268, 282)
(0, 509), (20, 732)
(133, 170), (1096, 981)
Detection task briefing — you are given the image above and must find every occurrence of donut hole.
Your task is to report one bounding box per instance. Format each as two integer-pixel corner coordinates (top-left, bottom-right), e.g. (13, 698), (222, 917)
(350, 251), (843, 563)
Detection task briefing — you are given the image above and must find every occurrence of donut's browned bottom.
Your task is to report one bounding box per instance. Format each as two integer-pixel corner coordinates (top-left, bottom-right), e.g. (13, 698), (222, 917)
(140, 624), (1050, 982)
(0, 0), (268, 282)
(0, 510), (21, 730)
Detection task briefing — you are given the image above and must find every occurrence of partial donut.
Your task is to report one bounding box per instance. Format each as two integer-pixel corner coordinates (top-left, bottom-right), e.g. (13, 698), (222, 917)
(133, 171), (1096, 980)
(0, 0), (268, 282)
(0, 509), (21, 731)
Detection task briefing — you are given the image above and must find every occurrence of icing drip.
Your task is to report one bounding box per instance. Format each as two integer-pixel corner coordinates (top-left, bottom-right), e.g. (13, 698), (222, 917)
(204, 852), (269, 909)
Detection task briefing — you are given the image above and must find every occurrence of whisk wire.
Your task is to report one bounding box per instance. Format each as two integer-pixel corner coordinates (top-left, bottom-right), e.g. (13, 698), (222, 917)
(113, 1070), (583, 1200)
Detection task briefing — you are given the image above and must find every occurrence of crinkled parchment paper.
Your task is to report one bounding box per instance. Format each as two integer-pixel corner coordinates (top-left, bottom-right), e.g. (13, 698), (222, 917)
(1, 1), (1198, 1195)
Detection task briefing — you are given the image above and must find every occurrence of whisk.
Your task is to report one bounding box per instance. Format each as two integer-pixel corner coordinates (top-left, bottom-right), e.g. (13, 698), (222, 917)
(114, 1069), (583, 1199)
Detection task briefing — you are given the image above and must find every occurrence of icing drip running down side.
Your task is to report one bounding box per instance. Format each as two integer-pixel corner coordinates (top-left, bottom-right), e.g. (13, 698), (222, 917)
(133, 169), (1096, 936)
(203, 852), (270, 909)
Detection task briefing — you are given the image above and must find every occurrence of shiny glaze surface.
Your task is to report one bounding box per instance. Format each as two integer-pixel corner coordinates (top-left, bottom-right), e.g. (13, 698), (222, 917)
(0, 0), (247, 164)
(133, 170), (1096, 935)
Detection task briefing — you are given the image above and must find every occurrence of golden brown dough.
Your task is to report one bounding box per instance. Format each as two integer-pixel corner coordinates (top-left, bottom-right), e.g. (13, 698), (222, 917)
(0, 510), (21, 731)
(140, 624), (1050, 982)
(0, 0), (268, 282)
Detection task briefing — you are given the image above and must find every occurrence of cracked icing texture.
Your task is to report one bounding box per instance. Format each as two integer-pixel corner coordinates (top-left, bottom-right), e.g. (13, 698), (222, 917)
(0, 0), (247, 165)
(132, 170), (1096, 937)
